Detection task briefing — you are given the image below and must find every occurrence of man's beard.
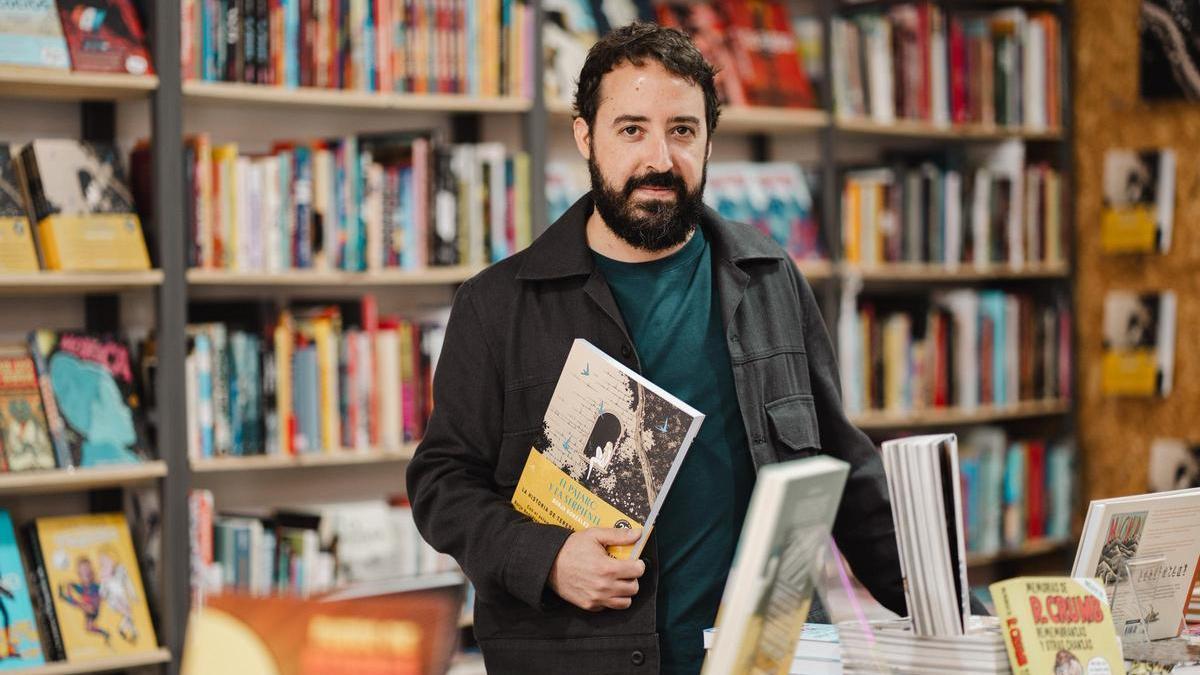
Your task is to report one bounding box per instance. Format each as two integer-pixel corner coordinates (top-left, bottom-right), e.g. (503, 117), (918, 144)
(588, 156), (707, 253)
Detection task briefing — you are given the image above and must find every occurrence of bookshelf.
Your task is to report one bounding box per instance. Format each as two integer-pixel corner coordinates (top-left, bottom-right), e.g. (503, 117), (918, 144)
(185, 267), (484, 289)
(0, 271), (163, 295)
(0, 462), (167, 497)
(23, 649), (173, 675)
(965, 537), (1074, 568)
(0, 66), (158, 101)
(845, 262), (1070, 283)
(182, 81), (532, 114)
(833, 116), (1064, 141)
(850, 399), (1072, 430)
(191, 448), (416, 474)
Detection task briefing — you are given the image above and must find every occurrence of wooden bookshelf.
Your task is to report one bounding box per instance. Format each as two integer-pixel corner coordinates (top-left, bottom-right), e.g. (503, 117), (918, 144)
(850, 398), (1071, 430)
(797, 259), (836, 282)
(844, 261), (1070, 283)
(835, 116), (1063, 141)
(183, 81), (530, 113)
(966, 537), (1074, 567)
(0, 462), (167, 497)
(191, 447), (416, 474)
(186, 266), (482, 289)
(0, 67), (158, 101)
(0, 270), (164, 296)
(546, 98), (829, 133)
(20, 649), (173, 675)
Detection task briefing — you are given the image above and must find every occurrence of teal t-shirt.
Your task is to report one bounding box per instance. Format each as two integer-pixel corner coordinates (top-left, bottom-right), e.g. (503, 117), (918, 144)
(593, 227), (756, 675)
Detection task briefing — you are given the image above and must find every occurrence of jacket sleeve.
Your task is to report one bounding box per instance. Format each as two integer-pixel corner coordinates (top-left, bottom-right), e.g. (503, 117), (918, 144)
(405, 279), (572, 609)
(794, 269), (908, 617)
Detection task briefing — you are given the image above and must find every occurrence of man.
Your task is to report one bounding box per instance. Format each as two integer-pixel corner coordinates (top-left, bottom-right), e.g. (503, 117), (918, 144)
(406, 22), (905, 675)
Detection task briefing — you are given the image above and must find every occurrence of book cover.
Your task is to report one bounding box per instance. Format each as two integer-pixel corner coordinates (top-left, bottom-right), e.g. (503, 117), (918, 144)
(0, 510), (45, 668)
(1071, 488), (1200, 641)
(16, 140), (150, 271)
(511, 338), (704, 560)
(0, 0), (70, 69)
(702, 456), (850, 675)
(991, 577), (1125, 675)
(31, 513), (157, 661)
(719, 0), (815, 108)
(28, 331), (151, 468)
(55, 0), (153, 74)
(0, 348), (57, 471)
(0, 144), (39, 273)
(1102, 291), (1177, 397)
(1148, 438), (1200, 493)
(1101, 149), (1176, 254)
(1140, 0), (1200, 101)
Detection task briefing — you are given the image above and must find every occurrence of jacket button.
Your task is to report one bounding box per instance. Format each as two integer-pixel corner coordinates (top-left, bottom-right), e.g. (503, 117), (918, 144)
(753, 433), (765, 445)
(620, 344), (632, 358)
(631, 650), (645, 666)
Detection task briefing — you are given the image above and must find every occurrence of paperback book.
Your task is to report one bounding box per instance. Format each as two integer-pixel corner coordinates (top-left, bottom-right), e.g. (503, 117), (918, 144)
(1102, 149), (1176, 254)
(0, 347), (57, 471)
(0, 144), (38, 273)
(511, 339), (704, 560)
(1102, 291), (1177, 397)
(0, 510), (44, 669)
(55, 0), (153, 75)
(990, 577), (1125, 675)
(0, 0), (69, 69)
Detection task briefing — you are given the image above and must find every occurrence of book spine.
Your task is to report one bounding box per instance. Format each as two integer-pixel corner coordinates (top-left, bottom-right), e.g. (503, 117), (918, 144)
(26, 333), (70, 468)
(24, 524), (63, 661)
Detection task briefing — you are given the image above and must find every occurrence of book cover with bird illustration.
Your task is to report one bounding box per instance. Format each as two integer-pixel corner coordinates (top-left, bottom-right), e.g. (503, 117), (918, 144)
(511, 339), (704, 559)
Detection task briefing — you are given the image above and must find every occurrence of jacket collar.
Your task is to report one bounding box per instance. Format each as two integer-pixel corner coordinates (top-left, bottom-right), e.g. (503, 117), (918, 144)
(515, 191), (786, 281)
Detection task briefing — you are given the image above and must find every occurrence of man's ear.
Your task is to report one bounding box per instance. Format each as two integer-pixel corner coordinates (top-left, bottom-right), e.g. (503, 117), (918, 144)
(706, 139), (713, 161)
(573, 116), (592, 160)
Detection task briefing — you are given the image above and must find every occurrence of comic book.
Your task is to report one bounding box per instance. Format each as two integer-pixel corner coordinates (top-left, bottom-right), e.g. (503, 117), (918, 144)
(27, 513), (157, 662)
(991, 577), (1125, 675)
(55, 0), (154, 75)
(0, 347), (57, 471)
(27, 331), (151, 469)
(0, 510), (45, 669)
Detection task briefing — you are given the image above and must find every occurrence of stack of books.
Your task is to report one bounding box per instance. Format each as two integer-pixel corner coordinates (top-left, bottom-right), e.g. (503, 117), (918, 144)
(839, 616), (1009, 675)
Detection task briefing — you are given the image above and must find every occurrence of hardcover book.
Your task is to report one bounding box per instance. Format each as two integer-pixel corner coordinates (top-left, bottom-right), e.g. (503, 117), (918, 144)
(0, 0), (69, 69)
(1102, 291), (1177, 397)
(0, 144), (38, 273)
(15, 140), (150, 271)
(54, 0), (153, 74)
(511, 338), (704, 559)
(1101, 149), (1176, 254)
(990, 577), (1125, 675)
(0, 510), (45, 669)
(0, 347), (57, 471)
(27, 512), (157, 662)
(28, 330), (151, 468)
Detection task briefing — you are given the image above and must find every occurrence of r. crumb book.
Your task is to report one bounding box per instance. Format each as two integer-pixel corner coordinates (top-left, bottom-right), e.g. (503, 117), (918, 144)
(511, 339), (704, 559)
(991, 577), (1125, 675)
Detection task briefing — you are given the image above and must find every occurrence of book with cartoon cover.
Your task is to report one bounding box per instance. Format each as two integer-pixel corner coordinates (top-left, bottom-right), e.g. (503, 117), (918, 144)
(991, 577), (1125, 675)
(0, 0), (69, 70)
(0, 510), (45, 669)
(511, 339), (704, 559)
(27, 513), (157, 662)
(0, 348), (57, 471)
(55, 0), (154, 75)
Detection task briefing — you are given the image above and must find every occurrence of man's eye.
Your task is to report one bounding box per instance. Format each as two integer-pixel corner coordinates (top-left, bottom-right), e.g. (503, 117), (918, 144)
(674, 126), (695, 136)
(621, 126), (641, 136)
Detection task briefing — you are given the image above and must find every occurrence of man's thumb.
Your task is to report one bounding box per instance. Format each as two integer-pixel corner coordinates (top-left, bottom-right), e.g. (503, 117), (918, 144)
(591, 527), (642, 546)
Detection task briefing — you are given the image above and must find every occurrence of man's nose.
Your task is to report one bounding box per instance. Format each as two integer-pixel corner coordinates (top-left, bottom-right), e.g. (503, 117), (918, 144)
(642, 133), (674, 174)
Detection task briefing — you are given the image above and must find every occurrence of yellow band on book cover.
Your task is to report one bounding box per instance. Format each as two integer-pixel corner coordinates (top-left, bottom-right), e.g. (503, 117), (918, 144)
(1102, 350), (1159, 397)
(36, 214), (150, 271)
(1101, 207), (1157, 252)
(0, 216), (39, 272)
(512, 448), (643, 560)
(991, 577), (1125, 675)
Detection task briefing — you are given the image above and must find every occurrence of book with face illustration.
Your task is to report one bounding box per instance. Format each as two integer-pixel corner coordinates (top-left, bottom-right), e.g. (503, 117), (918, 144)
(511, 339), (704, 559)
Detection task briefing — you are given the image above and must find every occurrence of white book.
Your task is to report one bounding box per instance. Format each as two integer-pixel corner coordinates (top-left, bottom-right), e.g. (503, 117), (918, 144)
(863, 16), (895, 124)
(261, 158), (281, 273)
(944, 170), (962, 266)
(936, 290), (979, 409)
(930, 9), (950, 126)
(376, 328), (402, 451)
(185, 353), (200, 461)
(1070, 487), (1200, 640)
(1023, 19), (1047, 131)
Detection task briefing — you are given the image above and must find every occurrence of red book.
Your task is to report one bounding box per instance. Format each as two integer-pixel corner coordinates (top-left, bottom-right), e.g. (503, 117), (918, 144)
(1025, 440), (1046, 539)
(56, 0), (154, 74)
(269, 0), (283, 85)
(657, 3), (749, 107)
(718, 0), (815, 108)
(949, 16), (968, 124)
(979, 314), (994, 405)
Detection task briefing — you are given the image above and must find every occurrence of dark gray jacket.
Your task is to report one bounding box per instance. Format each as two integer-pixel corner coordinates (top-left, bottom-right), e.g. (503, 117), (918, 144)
(406, 193), (905, 674)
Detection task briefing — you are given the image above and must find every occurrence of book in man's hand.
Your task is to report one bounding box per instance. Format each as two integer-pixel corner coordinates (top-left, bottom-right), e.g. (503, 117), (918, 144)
(510, 339), (704, 559)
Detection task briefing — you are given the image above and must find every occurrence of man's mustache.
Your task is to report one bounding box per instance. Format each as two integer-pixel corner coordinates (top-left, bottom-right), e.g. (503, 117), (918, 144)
(623, 170), (686, 197)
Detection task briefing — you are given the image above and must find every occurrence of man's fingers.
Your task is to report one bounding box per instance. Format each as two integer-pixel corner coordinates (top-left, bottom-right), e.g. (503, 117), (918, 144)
(590, 527), (642, 546)
(608, 579), (639, 598)
(603, 595), (633, 610)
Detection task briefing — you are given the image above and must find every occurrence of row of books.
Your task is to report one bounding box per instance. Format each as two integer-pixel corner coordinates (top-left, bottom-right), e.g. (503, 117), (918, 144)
(181, 0), (534, 98)
(0, 509), (157, 668)
(0, 141), (150, 273)
(832, 5), (1061, 129)
(190, 491), (454, 600)
(842, 150), (1065, 267)
(837, 288), (1072, 414)
(957, 427), (1074, 555)
(0, 332), (151, 471)
(179, 132), (531, 272)
(545, 161), (826, 262)
(544, 0), (816, 111)
(0, 0), (152, 74)
(185, 296), (447, 459)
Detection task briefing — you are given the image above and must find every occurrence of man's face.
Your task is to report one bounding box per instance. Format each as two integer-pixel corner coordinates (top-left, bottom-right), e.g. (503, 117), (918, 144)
(574, 60), (712, 252)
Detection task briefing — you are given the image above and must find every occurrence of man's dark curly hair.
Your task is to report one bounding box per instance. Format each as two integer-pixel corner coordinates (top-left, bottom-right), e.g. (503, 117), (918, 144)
(573, 22), (721, 139)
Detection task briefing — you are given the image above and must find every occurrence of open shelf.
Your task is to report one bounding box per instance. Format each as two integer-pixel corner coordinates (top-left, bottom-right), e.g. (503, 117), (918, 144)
(191, 447), (416, 474)
(320, 571), (465, 602)
(0, 462), (167, 497)
(183, 81), (530, 113)
(186, 266), (481, 290)
(546, 98), (829, 133)
(844, 261), (1070, 283)
(850, 398), (1071, 431)
(0, 270), (163, 296)
(797, 259), (836, 282)
(966, 537), (1074, 567)
(0, 67), (158, 101)
(14, 648), (171, 675)
(835, 116), (1063, 141)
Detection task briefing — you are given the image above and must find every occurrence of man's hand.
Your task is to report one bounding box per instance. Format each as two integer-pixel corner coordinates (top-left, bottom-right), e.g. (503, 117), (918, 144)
(548, 528), (646, 611)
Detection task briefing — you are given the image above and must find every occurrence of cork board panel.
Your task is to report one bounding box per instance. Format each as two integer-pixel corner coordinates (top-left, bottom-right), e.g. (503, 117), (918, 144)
(1074, 0), (1200, 504)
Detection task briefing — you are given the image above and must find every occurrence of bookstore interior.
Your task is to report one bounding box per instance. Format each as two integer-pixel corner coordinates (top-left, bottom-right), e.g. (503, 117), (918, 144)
(0, 0), (1199, 674)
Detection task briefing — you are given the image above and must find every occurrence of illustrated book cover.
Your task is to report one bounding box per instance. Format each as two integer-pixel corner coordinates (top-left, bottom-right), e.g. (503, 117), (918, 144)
(0, 0), (69, 69)
(27, 512), (157, 661)
(1101, 149), (1176, 254)
(55, 0), (153, 75)
(991, 576), (1125, 675)
(1149, 438), (1200, 493)
(1102, 291), (1177, 397)
(0, 509), (45, 669)
(511, 338), (704, 559)
(0, 144), (38, 273)
(0, 347), (58, 471)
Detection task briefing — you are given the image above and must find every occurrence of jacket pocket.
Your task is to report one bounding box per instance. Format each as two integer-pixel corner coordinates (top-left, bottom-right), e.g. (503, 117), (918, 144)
(765, 394), (821, 458)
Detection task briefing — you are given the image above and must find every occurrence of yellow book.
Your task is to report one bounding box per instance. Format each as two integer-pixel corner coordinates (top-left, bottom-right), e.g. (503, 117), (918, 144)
(510, 339), (704, 560)
(1101, 291), (1176, 397)
(274, 311), (294, 455)
(311, 315), (341, 453)
(1101, 149), (1174, 254)
(212, 144), (239, 270)
(0, 144), (39, 272)
(991, 577), (1125, 675)
(31, 513), (158, 662)
(843, 180), (861, 263)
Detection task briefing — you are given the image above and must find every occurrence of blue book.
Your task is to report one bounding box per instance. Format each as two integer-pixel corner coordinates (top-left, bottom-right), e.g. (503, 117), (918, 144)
(195, 334), (215, 459)
(398, 165), (414, 269)
(979, 291), (1007, 404)
(293, 347), (320, 454)
(0, 510), (44, 667)
(1002, 442), (1026, 549)
(284, 0), (300, 87)
(293, 147), (313, 269)
(0, 1), (68, 70)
